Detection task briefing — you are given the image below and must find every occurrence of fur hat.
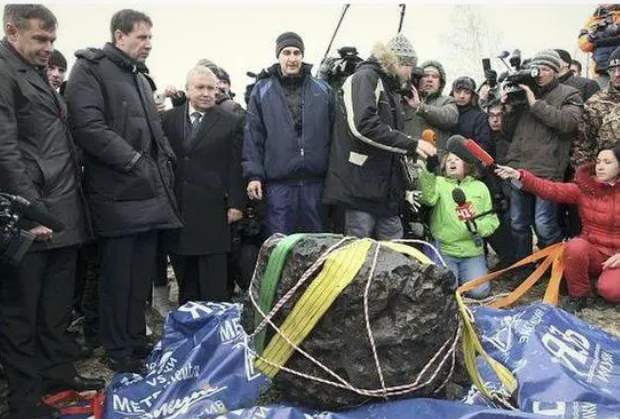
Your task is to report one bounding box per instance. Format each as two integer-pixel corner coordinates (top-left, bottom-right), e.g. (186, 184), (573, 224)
(608, 46), (620, 69)
(386, 33), (417, 66)
(452, 76), (476, 93)
(49, 49), (67, 70)
(530, 49), (562, 73)
(275, 32), (304, 58)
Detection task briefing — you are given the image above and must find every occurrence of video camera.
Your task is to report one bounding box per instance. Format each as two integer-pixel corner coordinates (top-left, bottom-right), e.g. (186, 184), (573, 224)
(0, 193), (35, 267)
(497, 49), (540, 109)
(317, 46), (363, 90)
(0, 192), (65, 267)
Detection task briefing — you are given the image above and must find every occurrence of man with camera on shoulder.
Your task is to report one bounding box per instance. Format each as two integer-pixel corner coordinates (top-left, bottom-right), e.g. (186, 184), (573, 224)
(503, 49), (583, 262)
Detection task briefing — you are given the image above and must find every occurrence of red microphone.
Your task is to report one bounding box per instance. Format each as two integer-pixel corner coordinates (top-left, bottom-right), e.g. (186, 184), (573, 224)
(463, 139), (523, 189)
(464, 139), (495, 167)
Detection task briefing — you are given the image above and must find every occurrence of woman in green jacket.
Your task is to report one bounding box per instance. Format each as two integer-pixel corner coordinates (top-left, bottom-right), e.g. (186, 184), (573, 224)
(419, 153), (499, 298)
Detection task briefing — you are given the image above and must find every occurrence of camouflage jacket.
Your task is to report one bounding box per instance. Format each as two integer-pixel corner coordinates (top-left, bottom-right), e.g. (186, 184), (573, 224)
(571, 83), (620, 167)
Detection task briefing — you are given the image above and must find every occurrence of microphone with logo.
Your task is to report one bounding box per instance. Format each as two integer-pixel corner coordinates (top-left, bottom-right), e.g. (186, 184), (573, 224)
(451, 188), (483, 247)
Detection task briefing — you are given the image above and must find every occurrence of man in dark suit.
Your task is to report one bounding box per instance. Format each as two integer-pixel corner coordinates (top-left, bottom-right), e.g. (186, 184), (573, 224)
(162, 66), (245, 303)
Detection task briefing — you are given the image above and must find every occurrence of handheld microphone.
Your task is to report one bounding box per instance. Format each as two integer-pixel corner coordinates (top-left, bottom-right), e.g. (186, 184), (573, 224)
(0, 193), (65, 232)
(421, 129), (437, 146)
(463, 139), (523, 189)
(420, 129), (439, 172)
(452, 188), (483, 247)
(446, 135), (478, 165)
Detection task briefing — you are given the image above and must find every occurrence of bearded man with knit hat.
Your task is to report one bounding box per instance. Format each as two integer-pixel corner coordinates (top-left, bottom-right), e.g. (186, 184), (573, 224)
(243, 32), (334, 236)
(323, 33), (437, 240)
(503, 49), (583, 261)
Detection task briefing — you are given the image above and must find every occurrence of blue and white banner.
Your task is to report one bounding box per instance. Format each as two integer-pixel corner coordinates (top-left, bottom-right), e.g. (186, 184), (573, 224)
(465, 304), (620, 419)
(99, 302), (620, 419)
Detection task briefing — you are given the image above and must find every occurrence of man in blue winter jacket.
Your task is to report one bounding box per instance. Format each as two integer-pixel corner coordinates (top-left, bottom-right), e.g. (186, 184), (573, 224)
(243, 32), (334, 236)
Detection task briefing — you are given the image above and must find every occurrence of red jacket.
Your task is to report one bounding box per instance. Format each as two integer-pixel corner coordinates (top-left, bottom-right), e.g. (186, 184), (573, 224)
(520, 163), (620, 256)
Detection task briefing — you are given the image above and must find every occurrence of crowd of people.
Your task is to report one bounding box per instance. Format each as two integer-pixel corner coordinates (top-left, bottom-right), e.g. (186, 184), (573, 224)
(0, 4), (619, 419)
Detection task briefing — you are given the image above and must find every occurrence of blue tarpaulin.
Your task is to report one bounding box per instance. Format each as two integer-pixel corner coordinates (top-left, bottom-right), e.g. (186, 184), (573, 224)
(99, 302), (620, 419)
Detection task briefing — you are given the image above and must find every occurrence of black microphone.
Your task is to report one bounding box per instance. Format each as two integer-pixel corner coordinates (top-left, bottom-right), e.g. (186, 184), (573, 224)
(452, 188), (483, 247)
(446, 135), (478, 165)
(0, 193), (65, 232)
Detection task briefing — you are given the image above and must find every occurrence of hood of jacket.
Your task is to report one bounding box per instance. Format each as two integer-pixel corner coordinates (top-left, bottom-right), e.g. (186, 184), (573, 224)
(369, 41), (402, 79)
(420, 60), (447, 92)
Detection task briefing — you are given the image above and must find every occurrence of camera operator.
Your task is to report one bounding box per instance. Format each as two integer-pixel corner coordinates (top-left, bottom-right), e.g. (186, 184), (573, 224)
(323, 34), (437, 240)
(0, 4), (105, 417)
(403, 60), (459, 156)
(503, 49), (583, 262)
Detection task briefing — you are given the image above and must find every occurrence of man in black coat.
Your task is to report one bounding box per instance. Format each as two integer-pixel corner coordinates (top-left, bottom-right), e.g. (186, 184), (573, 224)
(450, 76), (494, 156)
(162, 66), (244, 304)
(64, 9), (182, 373)
(0, 5), (104, 418)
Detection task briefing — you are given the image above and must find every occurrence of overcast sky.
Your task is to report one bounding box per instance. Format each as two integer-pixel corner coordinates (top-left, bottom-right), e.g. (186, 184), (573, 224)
(3, 2), (597, 101)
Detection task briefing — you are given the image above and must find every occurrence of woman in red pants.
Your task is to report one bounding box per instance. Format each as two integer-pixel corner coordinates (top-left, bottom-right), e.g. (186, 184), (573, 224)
(495, 146), (620, 311)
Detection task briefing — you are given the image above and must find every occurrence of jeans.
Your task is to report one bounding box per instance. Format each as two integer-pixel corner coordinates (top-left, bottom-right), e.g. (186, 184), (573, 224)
(442, 253), (490, 299)
(510, 188), (563, 261)
(344, 210), (403, 240)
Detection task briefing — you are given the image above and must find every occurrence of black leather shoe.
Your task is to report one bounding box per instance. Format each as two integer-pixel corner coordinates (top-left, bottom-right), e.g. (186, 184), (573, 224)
(10, 401), (60, 419)
(107, 356), (145, 374)
(43, 374), (106, 394)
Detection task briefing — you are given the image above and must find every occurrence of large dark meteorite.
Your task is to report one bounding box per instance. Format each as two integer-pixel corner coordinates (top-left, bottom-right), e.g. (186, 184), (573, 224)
(245, 234), (462, 410)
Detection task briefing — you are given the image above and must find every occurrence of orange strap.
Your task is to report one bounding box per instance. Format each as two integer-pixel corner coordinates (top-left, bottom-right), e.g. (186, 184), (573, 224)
(457, 242), (565, 308)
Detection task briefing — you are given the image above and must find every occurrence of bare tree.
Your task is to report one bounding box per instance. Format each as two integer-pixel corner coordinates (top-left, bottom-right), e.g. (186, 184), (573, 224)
(438, 5), (505, 88)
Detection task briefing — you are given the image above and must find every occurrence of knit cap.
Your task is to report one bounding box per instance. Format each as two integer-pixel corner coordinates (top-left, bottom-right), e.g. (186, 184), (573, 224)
(530, 49), (562, 73)
(275, 32), (304, 58)
(386, 33), (417, 66)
